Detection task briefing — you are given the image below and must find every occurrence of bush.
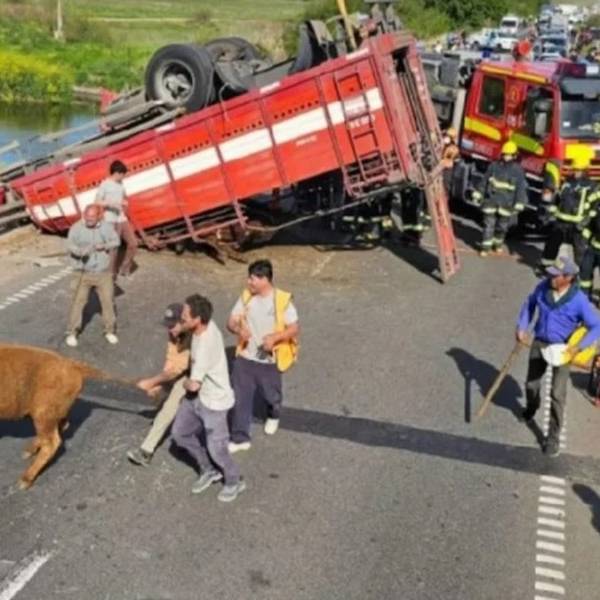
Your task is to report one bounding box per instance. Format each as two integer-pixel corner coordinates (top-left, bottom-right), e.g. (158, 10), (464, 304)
(65, 16), (113, 45)
(0, 50), (73, 103)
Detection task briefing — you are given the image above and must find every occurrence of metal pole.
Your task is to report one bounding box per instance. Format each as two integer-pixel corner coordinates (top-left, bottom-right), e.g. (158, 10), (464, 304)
(336, 0), (357, 50)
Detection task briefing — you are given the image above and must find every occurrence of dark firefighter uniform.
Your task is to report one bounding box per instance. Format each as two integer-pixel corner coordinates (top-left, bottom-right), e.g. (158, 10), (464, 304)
(390, 186), (431, 246)
(473, 142), (527, 255)
(540, 171), (599, 268)
(579, 207), (600, 297)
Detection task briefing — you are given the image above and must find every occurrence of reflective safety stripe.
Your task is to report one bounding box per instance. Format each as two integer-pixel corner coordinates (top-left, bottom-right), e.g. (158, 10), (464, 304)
(581, 280), (593, 289)
(540, 258), (555, 266)
(498, 207), (514, 217)
(511, 133), (544, 156)
(591, 238), (600, 251)
(583, 228), (592, 240)
(492, 237), (505, 244)
(463, 117), (502, 141)
(555, 211), (585, 223)
(481, 239), (494, 247)
(514, 203), (524, 211)
(545, 162), (561, 190)
(482, 207), (497, 214)
(489, 176), (516, 191)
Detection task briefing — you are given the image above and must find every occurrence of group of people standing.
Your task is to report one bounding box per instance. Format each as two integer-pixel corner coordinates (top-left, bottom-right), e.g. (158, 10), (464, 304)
(124, 259), (299, 503)
(65, 160), (138, 348)
(63, 160), (299, 502)
(474, 144), (600, 299)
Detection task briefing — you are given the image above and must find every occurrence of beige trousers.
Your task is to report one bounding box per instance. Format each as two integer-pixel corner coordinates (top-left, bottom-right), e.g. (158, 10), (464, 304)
(67, 271), (115, 335)
(140, 377), (185, 455)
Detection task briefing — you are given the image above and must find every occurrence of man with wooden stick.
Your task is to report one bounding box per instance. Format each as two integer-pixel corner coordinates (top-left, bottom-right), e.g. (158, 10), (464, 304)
(516, 256), (600, 456)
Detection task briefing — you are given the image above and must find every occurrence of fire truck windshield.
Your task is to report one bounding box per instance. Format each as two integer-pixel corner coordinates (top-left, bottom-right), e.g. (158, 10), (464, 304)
(560, 98), (600, 139)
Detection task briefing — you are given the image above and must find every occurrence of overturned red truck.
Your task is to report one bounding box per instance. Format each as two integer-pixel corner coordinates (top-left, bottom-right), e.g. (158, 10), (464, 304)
(5, 6), (459, 281)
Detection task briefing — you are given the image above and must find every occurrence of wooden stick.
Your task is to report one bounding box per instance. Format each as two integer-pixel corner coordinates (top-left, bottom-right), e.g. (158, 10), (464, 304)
(475, 341), (524, 421)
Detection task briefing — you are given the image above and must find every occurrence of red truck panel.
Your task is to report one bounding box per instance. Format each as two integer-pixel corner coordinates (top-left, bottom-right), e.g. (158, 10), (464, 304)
(10, 32), (441, 244)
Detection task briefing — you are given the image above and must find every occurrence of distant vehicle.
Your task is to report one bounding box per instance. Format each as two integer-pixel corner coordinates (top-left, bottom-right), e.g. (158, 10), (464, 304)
(493, 32), (520, 52)
(499, 15), (525, 36)
(540, 34), (569, 56)
(466, 28), (498, 50)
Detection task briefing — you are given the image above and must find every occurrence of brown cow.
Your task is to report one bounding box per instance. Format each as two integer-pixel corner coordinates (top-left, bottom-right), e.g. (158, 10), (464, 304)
(0, 343), (123, 489)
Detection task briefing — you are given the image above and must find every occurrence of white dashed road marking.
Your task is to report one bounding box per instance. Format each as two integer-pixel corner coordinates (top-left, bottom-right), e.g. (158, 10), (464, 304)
(0, 552), (52, 600)
(0, 267), (72, 311)
(533, 367), (567, 600)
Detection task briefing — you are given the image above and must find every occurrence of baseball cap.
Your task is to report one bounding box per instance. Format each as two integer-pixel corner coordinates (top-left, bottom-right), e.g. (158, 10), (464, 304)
(546, 256), (579, 277)
(162, 303), (183, 328)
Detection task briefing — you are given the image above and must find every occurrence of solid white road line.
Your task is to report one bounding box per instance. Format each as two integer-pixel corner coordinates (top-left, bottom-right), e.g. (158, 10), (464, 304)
(0, 552), (52, 600)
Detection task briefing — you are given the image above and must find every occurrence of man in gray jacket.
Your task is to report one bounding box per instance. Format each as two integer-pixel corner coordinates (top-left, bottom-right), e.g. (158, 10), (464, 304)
(65, 204), (121, 348)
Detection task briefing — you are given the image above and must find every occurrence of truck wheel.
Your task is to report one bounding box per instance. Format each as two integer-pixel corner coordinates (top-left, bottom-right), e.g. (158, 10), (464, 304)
(204, 37), (262, 62)
(145, 44), (215, 112)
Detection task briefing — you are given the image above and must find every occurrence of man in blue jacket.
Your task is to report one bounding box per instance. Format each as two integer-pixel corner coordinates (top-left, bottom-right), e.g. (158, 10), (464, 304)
(516, 255), (600, 456)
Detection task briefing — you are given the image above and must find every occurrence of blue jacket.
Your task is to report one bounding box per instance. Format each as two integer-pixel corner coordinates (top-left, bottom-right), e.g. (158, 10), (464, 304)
(517, 280), (600, 348)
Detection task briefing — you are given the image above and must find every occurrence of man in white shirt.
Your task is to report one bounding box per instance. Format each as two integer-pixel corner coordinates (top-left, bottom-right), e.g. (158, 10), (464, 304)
(171, 294), (245, 502)
(95, 160), (137, 277)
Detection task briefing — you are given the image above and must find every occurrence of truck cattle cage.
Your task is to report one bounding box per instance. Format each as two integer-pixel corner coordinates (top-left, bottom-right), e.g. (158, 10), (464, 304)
(3, 2), (459, 281)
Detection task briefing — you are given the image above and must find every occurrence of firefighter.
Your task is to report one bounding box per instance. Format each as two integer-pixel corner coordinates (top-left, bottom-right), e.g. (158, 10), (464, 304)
(390, 186), (431, 246)
(540, 151), (599, 269)
(472, 141), (527, 257)
(579, 204), (600, 299)
(441, 127), (459, 196)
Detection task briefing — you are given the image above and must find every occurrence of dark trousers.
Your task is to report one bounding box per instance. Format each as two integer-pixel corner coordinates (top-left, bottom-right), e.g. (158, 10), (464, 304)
(541, 221), (586, 266)
(481, 212), (511, 249)
(579, 248), (600, 295)
(230, 357), (283, 443)
(171, 398), (240, 485)
(525, 340), (570, 442)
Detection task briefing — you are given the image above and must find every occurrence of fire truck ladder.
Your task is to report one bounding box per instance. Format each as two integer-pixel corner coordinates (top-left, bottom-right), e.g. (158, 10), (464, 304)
(396, 57), (460, 282)
(333, 68), (389, 196)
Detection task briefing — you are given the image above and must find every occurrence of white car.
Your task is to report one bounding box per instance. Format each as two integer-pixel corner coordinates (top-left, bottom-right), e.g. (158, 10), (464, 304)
(493, 33), (519, 52)
(499, 15), (524, 36)
(467, 28), (498, 49)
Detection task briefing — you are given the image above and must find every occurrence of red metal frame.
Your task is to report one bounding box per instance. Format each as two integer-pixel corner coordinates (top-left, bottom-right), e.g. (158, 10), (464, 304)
(11, 32), (440, 246)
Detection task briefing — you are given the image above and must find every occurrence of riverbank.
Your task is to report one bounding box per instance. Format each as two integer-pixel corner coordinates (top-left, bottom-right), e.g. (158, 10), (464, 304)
(0, 1), (301, 104)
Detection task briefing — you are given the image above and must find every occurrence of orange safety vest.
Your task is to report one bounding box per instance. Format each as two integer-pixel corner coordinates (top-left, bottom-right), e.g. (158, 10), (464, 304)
(236, 288), (299, 372)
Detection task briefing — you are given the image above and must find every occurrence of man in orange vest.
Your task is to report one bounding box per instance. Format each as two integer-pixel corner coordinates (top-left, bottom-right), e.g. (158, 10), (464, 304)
(227, 259), (299, 453)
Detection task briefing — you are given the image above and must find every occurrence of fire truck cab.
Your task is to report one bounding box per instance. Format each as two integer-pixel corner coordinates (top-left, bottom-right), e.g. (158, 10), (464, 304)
(450, 59), (600, 219)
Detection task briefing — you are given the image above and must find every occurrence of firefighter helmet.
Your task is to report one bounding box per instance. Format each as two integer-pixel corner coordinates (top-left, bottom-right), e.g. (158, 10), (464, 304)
(501, 141), (518, 156)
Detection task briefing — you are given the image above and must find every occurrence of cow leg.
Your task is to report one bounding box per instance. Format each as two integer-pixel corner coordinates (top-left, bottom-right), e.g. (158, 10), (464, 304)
(18, 420), (62, 490)
(22, 437), (41, 460)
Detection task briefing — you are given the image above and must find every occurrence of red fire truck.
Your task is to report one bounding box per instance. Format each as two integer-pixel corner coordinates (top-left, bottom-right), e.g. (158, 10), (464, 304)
(424, 51), (600, 217)
(1, 4), (459, 281)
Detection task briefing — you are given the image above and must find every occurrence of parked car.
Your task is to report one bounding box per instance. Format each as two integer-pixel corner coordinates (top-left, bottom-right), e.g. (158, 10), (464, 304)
(467, 28), (499, 50)
(539, 34), (569, 57)
(499, 15), (525, 36)
(492, 33), (519, 52)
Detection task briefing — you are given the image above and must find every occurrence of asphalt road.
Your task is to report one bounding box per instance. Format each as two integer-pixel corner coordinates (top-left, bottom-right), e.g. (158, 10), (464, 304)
(0, 221), (599, 600)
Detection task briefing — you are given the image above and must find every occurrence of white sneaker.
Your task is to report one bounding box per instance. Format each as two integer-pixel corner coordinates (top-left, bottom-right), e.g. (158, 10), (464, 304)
(264, 418), (280, 435)
(228, 441), (251, 454)
(104, 333), (119, 345)
(65, 334), (78, 348)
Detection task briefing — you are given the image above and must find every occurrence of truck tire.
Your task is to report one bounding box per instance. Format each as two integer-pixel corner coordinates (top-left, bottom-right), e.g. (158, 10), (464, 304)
(204, 37), (262, 62)
(145, 44), (215, 112)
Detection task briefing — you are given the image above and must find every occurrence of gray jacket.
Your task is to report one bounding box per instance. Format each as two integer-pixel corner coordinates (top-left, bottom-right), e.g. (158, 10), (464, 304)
(67, 219), (120, 272)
